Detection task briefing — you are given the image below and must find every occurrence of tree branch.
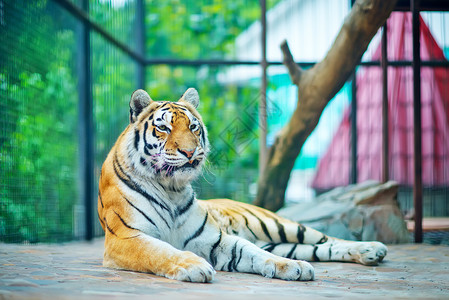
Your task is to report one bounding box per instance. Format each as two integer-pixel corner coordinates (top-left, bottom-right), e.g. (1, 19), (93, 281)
(280, 40), (302, 86)
(254, 0), (399, 211)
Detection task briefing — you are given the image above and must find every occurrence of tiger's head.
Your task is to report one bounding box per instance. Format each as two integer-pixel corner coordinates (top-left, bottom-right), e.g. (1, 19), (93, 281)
(126, 88), (209, 185)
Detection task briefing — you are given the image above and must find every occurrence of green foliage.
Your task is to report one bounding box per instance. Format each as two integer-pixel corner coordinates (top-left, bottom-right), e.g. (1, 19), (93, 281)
(146, 0), (260, 59)
(146, 0), (281, 59)
(0, 18), (78, 242)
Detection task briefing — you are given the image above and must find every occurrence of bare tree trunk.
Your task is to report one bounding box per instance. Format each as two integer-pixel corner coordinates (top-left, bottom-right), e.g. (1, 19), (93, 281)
(254, 0), (398, 211)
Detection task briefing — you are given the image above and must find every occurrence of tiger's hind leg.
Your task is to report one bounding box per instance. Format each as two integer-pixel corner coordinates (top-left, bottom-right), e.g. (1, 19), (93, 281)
(256, 222), (388, 266)
(204, 200), (387, 266)
(251, 217), (388, 266)
(255, 239), (387, 266)
(233, 203), (387, 265)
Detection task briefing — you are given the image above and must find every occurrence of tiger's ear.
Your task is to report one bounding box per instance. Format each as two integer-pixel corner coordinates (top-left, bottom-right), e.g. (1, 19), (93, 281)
(130, 89), (152, 123)
(179, 88), (199, 109)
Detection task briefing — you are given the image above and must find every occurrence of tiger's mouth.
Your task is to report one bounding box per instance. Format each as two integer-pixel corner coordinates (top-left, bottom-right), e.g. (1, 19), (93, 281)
(154, 159), (201, 176)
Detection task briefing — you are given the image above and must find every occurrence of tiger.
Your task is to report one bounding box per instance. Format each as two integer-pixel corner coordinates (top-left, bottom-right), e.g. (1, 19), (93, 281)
(97, 88), (388, 283)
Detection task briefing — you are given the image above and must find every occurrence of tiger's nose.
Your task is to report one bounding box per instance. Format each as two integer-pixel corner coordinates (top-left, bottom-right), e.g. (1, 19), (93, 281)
(179, 148), (196, 159)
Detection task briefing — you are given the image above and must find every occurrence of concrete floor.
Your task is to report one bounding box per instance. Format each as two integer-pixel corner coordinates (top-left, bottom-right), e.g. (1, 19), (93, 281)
(0, 238), (448, 299)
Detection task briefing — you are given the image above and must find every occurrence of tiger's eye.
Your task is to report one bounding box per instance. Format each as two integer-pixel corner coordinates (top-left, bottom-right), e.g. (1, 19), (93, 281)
(190, 124), (197, 131)
(158, 125), (169, 132)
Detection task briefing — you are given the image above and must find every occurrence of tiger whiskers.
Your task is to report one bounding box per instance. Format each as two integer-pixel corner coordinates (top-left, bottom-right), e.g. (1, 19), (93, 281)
(199, 158), (216, 185)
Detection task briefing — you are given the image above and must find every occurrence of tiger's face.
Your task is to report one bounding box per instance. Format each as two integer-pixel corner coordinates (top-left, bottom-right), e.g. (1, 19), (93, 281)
(128, 88), (209, 184)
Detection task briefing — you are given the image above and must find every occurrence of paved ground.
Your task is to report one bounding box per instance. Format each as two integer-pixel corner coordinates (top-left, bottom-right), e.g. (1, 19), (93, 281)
(1, 238), (448, 299)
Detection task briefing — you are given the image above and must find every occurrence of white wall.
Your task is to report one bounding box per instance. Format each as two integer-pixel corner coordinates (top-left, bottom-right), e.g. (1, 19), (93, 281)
(220, 0), (351, 84)
(236, 0), (350, 62)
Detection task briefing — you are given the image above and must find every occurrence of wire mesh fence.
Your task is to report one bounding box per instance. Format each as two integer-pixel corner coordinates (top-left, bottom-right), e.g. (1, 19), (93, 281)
(0, 0), (80, 242)
(0, 0), (265, 243)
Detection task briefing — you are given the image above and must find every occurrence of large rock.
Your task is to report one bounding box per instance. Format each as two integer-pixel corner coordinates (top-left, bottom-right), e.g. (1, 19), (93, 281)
(277, 181), (410, 243)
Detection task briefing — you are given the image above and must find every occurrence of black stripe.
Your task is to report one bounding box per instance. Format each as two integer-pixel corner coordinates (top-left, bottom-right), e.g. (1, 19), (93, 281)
(121, 234), (141, 240)
(242, 215), (258, 240)
(312, 246), (320, 262)
(104, 217), (117, 236)
(199, 124), (206, 147)
(143, 122), (151, 155)
(274, 219), (287, 243)
(286, 244), (298, 259)
(234, 246), (244, 272)
(134, 129), (140, 151)
(243, 208), (272, 242)
(98, 212), (105, 226)
(175, 193), (195, 217)
(143, 121), (149, 143)
(262, 243), (278, 253)
(98, 191), (104, 208)
(316, 235), (328, 244)
(329, 244), (333, 260)
(183, 212), (208, 248)
(113, 210), (141, 231)
(105, 216), (141, 240)
(297, 225), (305, 244)
(209, 231), (222, 267)
(123, 195), (157, 227)
(113, 153), (171, 214)
(258, 220), (272, 242)
(227, 242), (238, 272)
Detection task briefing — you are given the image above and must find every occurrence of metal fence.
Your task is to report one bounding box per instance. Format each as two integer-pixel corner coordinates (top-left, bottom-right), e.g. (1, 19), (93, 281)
(1, 0), (448, 243)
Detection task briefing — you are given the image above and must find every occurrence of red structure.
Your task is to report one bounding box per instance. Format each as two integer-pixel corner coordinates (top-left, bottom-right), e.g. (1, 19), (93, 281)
(312, 12), (449, 190)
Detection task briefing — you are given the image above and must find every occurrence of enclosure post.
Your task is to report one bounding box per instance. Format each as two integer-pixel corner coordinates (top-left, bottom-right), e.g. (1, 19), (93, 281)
(350, 71), (358, 184)
(381, 22), (389, 183)
(259, 0), (268, 176)
(350, 0), (358, 185)
(78, 0), (94, 241)
(136, 0), (146, 89)
(411, 0), (423, 243)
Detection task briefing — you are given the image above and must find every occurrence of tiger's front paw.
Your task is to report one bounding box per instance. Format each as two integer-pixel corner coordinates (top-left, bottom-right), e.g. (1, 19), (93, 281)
(355, 242), (388, 266)
(167, 252), (215, 283)
(260, 258), (314, 281)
